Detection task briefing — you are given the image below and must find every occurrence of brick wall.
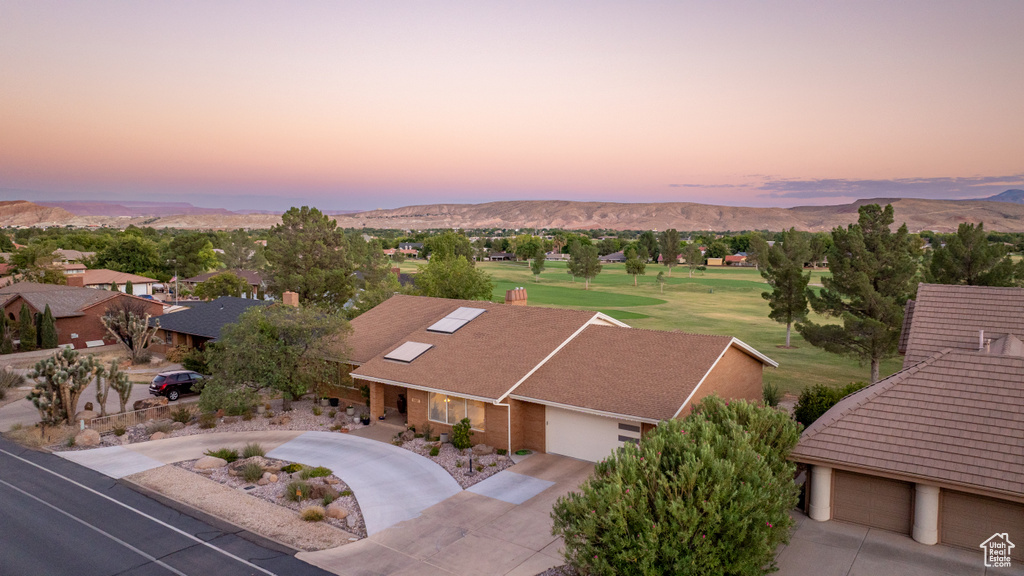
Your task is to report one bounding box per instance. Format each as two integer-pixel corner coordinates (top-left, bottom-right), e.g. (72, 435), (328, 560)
(403, 387), (510, 450)
(510, 399), (546, 453)
(2, 293), (160, 349)
(686, 346), (763, 409)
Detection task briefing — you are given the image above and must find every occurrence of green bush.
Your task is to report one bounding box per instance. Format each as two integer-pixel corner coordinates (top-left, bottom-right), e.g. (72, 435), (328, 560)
(299, 466), (333, 479)
(429, 446), (440, 457)
(312, 405), (322, 416)
(204, 448), (239, 463)
(762, 380), (782, 407)
(793, 382), (867, 426)
(170, 406), (194, 424)
(552, 396), (801, 576)
(496, 448), (507, 456)
(182, 347), (210, 375)
(299, 505), (325, 522)
(240, 461), (264, 483)
(515, 449), (531, 456)
(322, 493), (336, 506)
(340, 489), (352, 497)
(112, 425), (127, 437)
(450, 418), (473, 450)
(242, 442), (265, 458)
(281, 463), (303, 474)
(286, 480), (312, 502)
(198, 412), (217, 429)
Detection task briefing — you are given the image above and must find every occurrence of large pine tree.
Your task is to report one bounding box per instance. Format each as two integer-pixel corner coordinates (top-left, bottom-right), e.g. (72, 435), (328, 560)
(926, 222), (1021, 286)
(797, 204), (919, 382)
(40, 304), (58, 349)
(757, 229), (811, 347)
(18, 303), (37, 352)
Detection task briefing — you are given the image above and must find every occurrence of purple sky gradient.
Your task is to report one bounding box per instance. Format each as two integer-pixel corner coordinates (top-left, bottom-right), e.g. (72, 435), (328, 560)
(2, 1), (1022, 212)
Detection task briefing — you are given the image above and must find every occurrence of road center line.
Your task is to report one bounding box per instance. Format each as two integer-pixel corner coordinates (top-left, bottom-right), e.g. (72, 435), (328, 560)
(0, 448), (279, 576)
(0, 478), (189, 576)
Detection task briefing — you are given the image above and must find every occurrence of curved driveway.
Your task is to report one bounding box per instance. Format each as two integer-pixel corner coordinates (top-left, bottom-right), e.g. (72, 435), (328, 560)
(58, 430), (462, 536)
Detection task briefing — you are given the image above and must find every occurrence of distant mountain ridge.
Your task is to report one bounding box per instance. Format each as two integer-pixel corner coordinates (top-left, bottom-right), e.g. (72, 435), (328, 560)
(983, 189), (1024, 204)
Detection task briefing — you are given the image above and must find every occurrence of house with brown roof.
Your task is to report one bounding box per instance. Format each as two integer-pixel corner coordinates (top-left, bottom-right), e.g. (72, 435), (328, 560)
(791, 283), (1024, 559)
(341, 293), (777, 462)
(67, 269), (158, 296)
(181, 269), (264, 298)
(0, 282), (163, 348)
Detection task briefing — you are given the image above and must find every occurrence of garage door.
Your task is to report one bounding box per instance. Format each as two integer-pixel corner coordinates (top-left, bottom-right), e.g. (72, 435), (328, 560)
(941, 490), (1024, 561)
(545, 406), (641, 462)
(833, 471), (913, 534)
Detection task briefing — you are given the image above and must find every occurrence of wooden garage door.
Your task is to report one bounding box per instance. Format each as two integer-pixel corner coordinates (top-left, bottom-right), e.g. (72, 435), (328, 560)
(941, 490), (1024, 561)
(833, 471), (913, 534)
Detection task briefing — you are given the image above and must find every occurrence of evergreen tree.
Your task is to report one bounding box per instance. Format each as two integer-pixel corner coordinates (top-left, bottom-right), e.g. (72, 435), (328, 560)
(757, 229), (811, 347)
(39, 304), (58, 349)
(0, 314), (11, 354)
(797, 204), (919, 382)
(638, 230), (659, 262)
(926, 222), (1020, 286)
(530, 251), (546, 282)
(264, 206), (355, 310)
(568, 244), (602, 290)
(124, 280), (134, 295)
(682, 243), (704, 278)
(625, 257), (646, 286)
(659, 229), (681, 276)
(110, 281), (119, 292)
(17, 303), (36, 352)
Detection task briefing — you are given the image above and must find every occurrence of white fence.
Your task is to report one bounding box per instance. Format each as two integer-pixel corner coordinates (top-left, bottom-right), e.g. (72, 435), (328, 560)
(87, 400), (199, 433)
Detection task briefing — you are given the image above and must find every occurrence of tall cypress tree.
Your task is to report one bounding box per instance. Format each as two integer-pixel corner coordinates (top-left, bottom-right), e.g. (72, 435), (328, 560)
(110, 281), (119, 292)
(124, 280), (134, 295)
(797, 204), (919, 382)
(18, 303), (37, 352)
(40, 304), (58, 349)
(0, 314), (11, 354)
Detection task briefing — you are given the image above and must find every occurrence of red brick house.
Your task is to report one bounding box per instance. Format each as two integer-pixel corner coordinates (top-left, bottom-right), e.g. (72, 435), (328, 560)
(343, 294), (776, 461)
(0, 283), (163, 349)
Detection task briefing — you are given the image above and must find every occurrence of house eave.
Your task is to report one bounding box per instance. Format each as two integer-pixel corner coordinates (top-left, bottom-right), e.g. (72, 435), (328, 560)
(508, 394), (661, 425)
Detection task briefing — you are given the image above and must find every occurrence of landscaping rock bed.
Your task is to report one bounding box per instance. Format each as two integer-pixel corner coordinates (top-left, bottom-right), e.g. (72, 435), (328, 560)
(396, 436), (514, 489)
(177, 454), (367, 539)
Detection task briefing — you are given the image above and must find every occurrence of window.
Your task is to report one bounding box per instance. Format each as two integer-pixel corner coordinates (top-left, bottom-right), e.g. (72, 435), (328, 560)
(427, 392), (485, 431)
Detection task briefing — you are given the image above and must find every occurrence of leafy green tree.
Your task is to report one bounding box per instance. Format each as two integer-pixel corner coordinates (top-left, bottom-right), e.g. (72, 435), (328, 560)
(530, 251), (546, 282)
(758, 229), (811, 347)
(28, 348), (101, 432)
(164, 234), (219, 279)
(596, 238), (618, 256)
(807, 233), (832, 268)
(265, 206), (355, 310)
(656, 271), (665, 293)
(659, 229), (681, 276)
(194, 272), (250, 300)
(793, 382), (868, 426)
(218, 229), (267, 269)
(681, 243), (704, 278)
(350, 271), (404, 317)
(705, 240), (731, 259)
(201, 304), (349, 412)
(926, 222), (1020, 286)
(514, 234), (544, 261)
(17, 303), (36, 352)
(415, 256), (494, 300)
(552, 396), (801, 576)
(39, 304), (58, 349)
(625, 257), (646, 286)
(638, 230), (659, 262)
(95, 234), (162, 276)
(424, 231), (475, 263)
(11, 242), (66, 285)
(568, 244), (602, 290)
(797, 204), (919, 382)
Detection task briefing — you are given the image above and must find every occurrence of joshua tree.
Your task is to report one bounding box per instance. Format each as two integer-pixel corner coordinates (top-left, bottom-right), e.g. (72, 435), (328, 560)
(95, 359), (131, 416)
(27, 348), (101, 433)
(101, 307), (162, 364)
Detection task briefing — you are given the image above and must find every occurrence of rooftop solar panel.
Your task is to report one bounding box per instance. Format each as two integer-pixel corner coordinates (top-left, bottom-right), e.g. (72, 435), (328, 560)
(427, 318), (470, 334)
(384, 341), (433, 363)
(447, 307), (487, 321)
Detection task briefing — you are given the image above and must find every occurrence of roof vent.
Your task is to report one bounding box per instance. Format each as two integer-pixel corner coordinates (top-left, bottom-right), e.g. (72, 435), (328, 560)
(384, 342), (433, 363)
(427, 307), (486, 334)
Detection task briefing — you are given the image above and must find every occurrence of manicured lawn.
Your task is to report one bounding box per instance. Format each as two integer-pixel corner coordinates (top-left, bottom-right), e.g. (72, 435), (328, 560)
(397, 260), (901, 395)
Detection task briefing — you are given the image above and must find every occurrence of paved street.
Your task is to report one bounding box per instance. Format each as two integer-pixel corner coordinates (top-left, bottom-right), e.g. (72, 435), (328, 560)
(0, 437), (332, 576)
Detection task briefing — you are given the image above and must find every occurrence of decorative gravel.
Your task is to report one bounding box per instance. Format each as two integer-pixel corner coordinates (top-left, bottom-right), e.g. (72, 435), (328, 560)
(396, 436), (514, 489)
(537, 566), (576, 576)
(177, 455), (367, 539)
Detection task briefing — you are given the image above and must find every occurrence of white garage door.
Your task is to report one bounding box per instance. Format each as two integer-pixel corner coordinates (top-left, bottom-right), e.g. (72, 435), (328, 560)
(545, 406), (641, 462)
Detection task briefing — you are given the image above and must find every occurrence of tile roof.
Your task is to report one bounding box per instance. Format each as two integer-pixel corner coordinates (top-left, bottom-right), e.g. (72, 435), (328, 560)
(903, 283), (1024, 367)
(183, 269), (264, 285)
(350, 295), (601, 400)
(791, 348), (1024, 498)
(0, 282), (119, 317)
(152, 296), (268, 339)
(82, 269), (157, 286)
(897, 299), (915, 354)
(512, 325), (735, 421)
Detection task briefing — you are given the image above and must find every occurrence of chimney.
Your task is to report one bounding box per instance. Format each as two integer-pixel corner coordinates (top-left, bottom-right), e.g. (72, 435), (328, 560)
(282, 291), (300, 307)
(979, 330), (985, 351)
(505, 287), (527, 306)
(66, 275), (85, 288)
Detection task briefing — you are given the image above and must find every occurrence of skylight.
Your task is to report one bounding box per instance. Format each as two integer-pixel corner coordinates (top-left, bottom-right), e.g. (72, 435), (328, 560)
(384, 342), (433, 363)
(427, 307), (486, 334)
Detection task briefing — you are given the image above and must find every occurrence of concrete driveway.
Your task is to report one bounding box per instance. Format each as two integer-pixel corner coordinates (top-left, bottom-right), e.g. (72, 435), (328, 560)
(298, 453), (594, 576)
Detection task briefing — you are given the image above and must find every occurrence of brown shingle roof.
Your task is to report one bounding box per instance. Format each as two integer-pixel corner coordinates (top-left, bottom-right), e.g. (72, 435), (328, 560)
(0, 282), (118, 317)
(903, 283), (1024, 367)
(350, 295), (600, 400)
(512, 325), (735, 421)
(82, 269), (157, 286)
(791, 348), (1024, 498)
(897, 299), (915, 354)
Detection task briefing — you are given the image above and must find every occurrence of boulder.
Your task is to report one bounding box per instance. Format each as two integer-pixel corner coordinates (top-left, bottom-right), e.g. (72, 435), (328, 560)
(268, 474), (278, 483)
(74, 429), (100, 447)
(310, 484), (339, 501)
(346, 515), (357, 529)
(222, 416), (239, 424)
(257, 478), (269, 486)
(84, 402), (94, 411)
(149, 431), (167, 441)
(269, 415), (291, 426)
(324, 477), (340, 485)
(399, 430), (415, 442)
(472, 444), (494, 456)
(73, 410), (99, 423)
(326, 502), (349, 520)
(133, 397), (168, 411)
(194, 456), (228, 470)
(170, 422), (185, 431)
(262, 472), (271, 479)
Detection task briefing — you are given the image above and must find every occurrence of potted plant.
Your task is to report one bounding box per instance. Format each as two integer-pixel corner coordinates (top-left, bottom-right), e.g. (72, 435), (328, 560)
(359, 413), (371, 426)
(329, 397), (340, 408)
(439, 432), (449, 443)
(346, 404), (355, 416)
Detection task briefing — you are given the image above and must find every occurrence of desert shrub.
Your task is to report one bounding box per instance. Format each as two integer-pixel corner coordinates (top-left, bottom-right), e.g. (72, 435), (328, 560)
(429, 446), (440, 457)
(496, 448), (507, 456)
(280, 463), (304, 474)
(0, 369), (27, 400)
(286, 480), (312, 502)
(299, 466), (333, 479)
(164, 346), (187, 363)
(552, 397), (801, 576)
(793, 382), (867, 426)
(340, 489), (352, 497)
(420, 423), (434, 441)
(312, 404), (322, 416)
(242, 442), (265, 458)
(242, 412), (253, 421)
(240, 461), (264, 483)
(132, 350), (152, 365)
(322, 493), (335, 506)
(310, 484), (339, 501)
(170, 406), (194, 424)
(299, 505), (325, 522)
(475, 465), (484, 472)
(146, 420), (173, 434)
(450, 418), (473, 450)
(456, 461), (463, 468)
(181, 347), (210, 374)
(112, 425), (126, 436)
(328, 410), (336, 418)
(762, 380), (782, 407)
(204, 448), (239, 463)
(198, 412), (217, 429)
(489, 462), (497, 467)
(263, 410), (274, 418)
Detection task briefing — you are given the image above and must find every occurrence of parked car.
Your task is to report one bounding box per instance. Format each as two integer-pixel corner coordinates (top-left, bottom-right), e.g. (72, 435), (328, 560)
(149, 370), (205, 401)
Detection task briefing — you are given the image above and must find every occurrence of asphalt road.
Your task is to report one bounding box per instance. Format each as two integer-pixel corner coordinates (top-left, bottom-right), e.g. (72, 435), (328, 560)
(0, 437), (333, 576)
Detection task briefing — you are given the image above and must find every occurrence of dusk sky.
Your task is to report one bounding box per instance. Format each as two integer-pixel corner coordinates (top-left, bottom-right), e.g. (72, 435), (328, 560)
(2, 1), (1023, 212)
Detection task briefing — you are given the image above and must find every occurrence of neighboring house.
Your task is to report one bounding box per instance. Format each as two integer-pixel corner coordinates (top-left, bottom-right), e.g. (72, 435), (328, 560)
(383, 248), (420, 258)
(545, 252), (570, 261)
(791, 284), (1024, 559)
(150, 296), (269, 351)
(53, 249), (95, 264)
(398, 242), (423, 252)
(341, 293), (777, 462)
(182, 269), (265, 298)
(0, 282), (163, 348)
(706, 257), (724, 266)
(68, 269), (158, 295)
(488, 252), (515, 261)
(599, 251), (627, 263)
(724, 253), (750, 266)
